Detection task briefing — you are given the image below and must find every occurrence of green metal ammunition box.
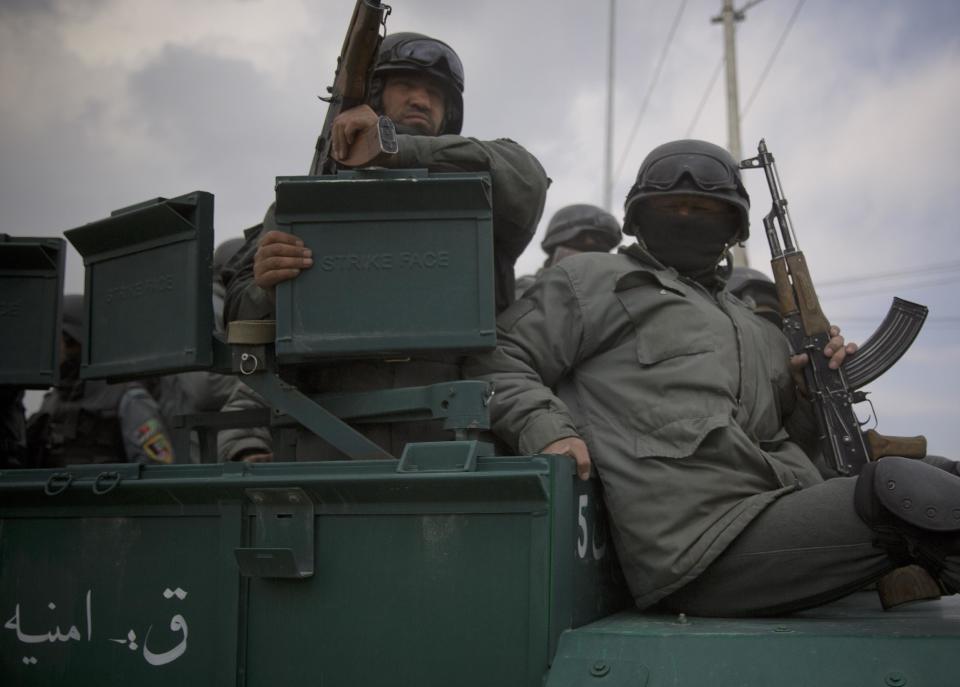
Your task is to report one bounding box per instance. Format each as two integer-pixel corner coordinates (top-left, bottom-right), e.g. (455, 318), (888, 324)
(64, 192), (214, 380)
(273, 171), (496, 363)
(0, 236), (65, 388)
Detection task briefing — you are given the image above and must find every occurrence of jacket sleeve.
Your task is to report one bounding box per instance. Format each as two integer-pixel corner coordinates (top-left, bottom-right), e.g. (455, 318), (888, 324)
(222, 221), (273, 324)
(392, 135), (548, 261)
(216, 382), (273, 462)
(118, 385), (176, 465)
(463, 264), (586, 455)
(390, 134), (549, 312)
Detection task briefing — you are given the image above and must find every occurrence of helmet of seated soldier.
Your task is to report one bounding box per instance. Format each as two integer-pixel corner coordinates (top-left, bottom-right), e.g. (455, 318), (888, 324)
(370, 32), (465, 136)
(541, 204), (622, 256)
(727, 267), (782, 327)
(623, 139), (750, 242)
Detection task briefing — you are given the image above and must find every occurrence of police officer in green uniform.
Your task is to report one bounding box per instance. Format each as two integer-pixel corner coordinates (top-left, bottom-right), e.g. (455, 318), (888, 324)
(25, 295), (176, 467)
(223, 32), (548, 321)
(466, 139), (960, 616)
(218, 32), (549, 462)
(515, 203), (622, 298)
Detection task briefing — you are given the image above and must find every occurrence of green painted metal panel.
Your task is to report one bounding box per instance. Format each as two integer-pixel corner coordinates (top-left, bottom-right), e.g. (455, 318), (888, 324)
(545, 593), (960, 686)
(0, 505), (238, 685)
(0, 236), (65, 388)
(0, 455), (625, 686)
(63, 191), (214, 380)
(273, 171), (496, 362)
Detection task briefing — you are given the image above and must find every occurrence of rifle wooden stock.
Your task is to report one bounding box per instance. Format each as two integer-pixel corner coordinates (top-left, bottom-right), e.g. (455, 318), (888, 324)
(877, 564), (942, 610)
(865, 429), (927, 460)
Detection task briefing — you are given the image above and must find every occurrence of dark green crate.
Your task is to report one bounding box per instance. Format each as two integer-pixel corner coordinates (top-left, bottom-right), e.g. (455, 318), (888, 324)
(273, 171), (496, 363)
(0, 236), (65, 387)
(64, 192), (214, 380)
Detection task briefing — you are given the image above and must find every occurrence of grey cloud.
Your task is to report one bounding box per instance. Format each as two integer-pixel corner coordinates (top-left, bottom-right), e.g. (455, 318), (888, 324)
(0, 0), (105, 18)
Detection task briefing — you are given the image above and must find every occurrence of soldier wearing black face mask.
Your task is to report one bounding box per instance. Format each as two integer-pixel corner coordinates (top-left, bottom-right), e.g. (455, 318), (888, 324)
(624, 139), (749, 282)
(467, 139), (960, 617)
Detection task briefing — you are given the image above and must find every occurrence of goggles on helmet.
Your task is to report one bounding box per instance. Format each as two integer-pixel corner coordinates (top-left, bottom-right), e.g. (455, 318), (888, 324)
(384, 37), (464, 92)
(640, 152), (744, 194)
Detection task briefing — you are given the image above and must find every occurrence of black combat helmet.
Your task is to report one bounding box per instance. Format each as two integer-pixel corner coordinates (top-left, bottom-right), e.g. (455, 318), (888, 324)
(623, 139), (750, 242)
(541, 204), (622, 254)
(727, 267), (781, 327)
(370, 32), (465, 135)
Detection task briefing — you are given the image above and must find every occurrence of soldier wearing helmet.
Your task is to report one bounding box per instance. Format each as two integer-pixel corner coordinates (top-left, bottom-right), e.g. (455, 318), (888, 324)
(217, 32), (549, 463)
(467, 139), (960, 616)
(223, 31), (548, 321)
(516, 204), (622, 297)
(24, 295), (176, 467)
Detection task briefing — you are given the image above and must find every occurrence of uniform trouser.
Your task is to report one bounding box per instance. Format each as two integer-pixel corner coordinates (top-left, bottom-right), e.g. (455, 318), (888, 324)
(659, 455), (959, 617)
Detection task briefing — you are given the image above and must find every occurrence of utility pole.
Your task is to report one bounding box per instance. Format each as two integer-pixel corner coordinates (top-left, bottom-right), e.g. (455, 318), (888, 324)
(603, 0), (616, 213)
(713, 0), (748, 266)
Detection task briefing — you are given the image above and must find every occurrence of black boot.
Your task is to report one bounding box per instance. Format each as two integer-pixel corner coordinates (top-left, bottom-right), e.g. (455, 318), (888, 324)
(855, 456), (960, 594)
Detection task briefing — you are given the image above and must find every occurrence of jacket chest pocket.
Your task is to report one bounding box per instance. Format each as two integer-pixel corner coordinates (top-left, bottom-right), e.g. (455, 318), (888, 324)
(615, 278), (717, 365)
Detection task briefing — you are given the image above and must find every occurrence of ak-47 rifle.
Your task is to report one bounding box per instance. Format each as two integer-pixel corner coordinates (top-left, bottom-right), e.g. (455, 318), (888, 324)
(741, 139), (928, 475)
(741, 140), (940, 609)
(308, 0), (396, 176)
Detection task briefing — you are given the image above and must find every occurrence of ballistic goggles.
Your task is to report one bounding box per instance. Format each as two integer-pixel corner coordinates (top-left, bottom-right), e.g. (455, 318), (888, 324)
(636, 151), (745, 195)
(382, 37), (464, 92)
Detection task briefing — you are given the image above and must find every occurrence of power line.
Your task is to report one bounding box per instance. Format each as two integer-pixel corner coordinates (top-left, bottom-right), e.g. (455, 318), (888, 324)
(739, 0), (770, 12)
(741, 0), (806, 119)
(817, 259), (960, 288)
(822, 273), (960, 301)
(685, 56), (724, 137)
(614, 0), (689, 183)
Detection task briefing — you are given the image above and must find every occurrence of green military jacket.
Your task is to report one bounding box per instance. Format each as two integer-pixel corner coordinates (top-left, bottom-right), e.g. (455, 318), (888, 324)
(465, 245), (824, 609)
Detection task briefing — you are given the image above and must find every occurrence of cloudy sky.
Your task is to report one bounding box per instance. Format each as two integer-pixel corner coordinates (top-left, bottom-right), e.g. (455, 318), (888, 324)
(2, 0), (958, 454)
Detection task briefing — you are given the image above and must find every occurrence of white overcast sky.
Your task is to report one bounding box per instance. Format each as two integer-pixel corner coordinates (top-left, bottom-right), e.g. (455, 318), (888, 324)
(2, 0), (958, 454)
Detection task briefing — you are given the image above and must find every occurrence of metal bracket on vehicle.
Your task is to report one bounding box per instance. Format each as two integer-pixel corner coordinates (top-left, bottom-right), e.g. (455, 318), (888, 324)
(234, 487), (314, 579)
(396, 440), (494, 474)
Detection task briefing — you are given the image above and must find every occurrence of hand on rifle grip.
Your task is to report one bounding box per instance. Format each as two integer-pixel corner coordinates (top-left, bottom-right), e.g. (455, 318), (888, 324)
(790, 325), (859, 394)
